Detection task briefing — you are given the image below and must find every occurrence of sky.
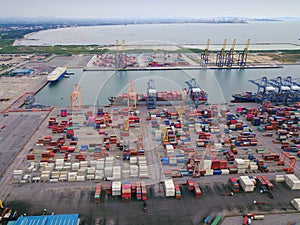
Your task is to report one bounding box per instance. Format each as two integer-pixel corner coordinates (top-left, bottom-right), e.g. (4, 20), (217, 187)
(1, 0), (300, 19)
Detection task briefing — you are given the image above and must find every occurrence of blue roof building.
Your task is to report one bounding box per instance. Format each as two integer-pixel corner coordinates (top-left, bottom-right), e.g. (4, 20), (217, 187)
(9, 69), (34, 76)
(14, 214), (79, 225)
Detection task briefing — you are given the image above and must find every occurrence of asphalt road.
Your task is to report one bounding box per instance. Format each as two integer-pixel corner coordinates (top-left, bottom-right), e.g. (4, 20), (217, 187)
(5, 178), (300, 225)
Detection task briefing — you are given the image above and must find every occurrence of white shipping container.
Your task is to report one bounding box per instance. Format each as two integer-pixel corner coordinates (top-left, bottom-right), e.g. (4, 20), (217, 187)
(71, 163), (80, 171)
(130, 165), (139, 178)
(239, 176), (255, 192)
(275, 175), (285, 182)
(167, 150), (175, 157)
(78, 168), (87, 176)
(86, 174), (95, 180)
(59, 175), (67, 181)
(221, 169), (230, 175)
(195, 124), (201, 132)
(169, 157), (177, 165)
(205, 169), (214, 176)
(112, 181), (121, 190)
(249, 165), (258, 171)
(55, 166), (63, 171)
(105, 166), (113, 177)
(166, 145), (174, 150)
(122, 170), (130, 179)
(77, 175), (86, 182)
(80, 161), (88, 168)
(203, 160), (212, 170)
(89, 160), (96, 167)
(234, 158), (248, 169)
(164, 179), (175, 197)
(285, 174), (300, 190)
(130, 157), (137, 165)
(45, 164), (54, 171)
(51, 171), (60, 179)
(49, 178), (59, 183)
(291, 198), (300, 211)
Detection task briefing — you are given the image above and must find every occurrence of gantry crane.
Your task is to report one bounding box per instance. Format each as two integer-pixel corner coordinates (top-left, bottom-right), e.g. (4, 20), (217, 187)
(187, 157), (201, 178)
(249, 77), (277, 103)
(216, 39), (227, 67)
(284, 76), (300, 103)
(185, 78), (207, 109)
(269, 76), (291, 105)
(70, 84), (82, 111)
(115, 40), (120, 68)
(177, 107), (182, 120)
(146, 79), (157, 109)
(136, 133), (144, 150)
(237, 39), (250, 67)
(200, 39), (210, 66)
(225, 39), (236, 67)
(278, 151), (296, 174)
(121, 40), (127, 69)
(123, 119), (129, 131)
(127, 80), (137, 109)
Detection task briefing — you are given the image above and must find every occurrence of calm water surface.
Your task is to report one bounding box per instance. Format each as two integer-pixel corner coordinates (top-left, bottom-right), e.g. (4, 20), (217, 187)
(35, 65), (300, 107)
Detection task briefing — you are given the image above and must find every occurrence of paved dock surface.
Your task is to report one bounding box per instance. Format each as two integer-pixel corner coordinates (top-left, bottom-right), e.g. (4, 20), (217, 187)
(5, 179), (300, 225)
(0, 112), (46, 176)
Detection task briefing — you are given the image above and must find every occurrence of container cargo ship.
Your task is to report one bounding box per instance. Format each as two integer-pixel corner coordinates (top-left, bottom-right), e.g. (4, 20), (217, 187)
(108, 91), (183, 105)
(47, 67), (67, 82)
(231, 92), (257, 102)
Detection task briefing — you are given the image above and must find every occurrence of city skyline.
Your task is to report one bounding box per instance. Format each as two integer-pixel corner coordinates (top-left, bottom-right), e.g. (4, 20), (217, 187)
(1, 0), (300, 19)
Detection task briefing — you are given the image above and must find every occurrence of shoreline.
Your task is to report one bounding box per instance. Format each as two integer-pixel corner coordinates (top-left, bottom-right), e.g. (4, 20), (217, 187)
(83, 64), (283, 71)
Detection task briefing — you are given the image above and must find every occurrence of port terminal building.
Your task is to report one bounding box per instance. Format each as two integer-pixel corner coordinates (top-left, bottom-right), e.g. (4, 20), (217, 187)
(9, 214), (79, 225)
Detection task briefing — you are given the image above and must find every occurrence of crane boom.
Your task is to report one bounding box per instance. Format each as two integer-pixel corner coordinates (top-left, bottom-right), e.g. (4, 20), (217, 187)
(216, 39), (227, 67)
(128, 81), (137, 109)
(238, 39), (250, 67)
(225, 39), (236, 67)
(200, 39), (210, 66)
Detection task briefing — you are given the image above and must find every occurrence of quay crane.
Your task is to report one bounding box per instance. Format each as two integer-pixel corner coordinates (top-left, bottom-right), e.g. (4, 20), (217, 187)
(146, 79), (157, 109)
(249, 77), (277, 103)
(121, 40), (127, 69)
(115, 40), (127, 69)
(225, 39), (236, 67)
(185, 78), (207, 109)
(284, 76), (300, 102)
(269, 76), (291, 105)
(115, 40), (121, 68)
(200, 39), (210, 66)
(216, 39), (227, 67)
(70, 84), (82, 111)
(127, 81), (137, 109)
(237, 39), (250, 67)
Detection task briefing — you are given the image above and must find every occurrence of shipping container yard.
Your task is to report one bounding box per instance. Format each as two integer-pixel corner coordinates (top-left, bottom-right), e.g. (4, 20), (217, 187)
(1, 95), (300, 224)
(1, 52), (300, 224)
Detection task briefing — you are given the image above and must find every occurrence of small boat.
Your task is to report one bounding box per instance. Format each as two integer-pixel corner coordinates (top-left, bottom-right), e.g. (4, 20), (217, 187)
(64, 75), (70, 78)
(24, 95), (35, 105)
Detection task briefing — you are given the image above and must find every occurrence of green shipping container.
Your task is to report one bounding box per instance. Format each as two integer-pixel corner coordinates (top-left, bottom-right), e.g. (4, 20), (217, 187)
(257, 126), (263, 131)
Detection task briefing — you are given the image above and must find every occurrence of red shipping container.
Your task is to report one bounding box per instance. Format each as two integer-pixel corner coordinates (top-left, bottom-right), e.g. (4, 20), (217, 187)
(211, 160), (220, 170)
(27, 154), (35, 160)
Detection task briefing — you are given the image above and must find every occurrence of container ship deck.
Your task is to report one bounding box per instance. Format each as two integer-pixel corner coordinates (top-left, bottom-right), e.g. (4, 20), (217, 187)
(47, 67), (67, 82)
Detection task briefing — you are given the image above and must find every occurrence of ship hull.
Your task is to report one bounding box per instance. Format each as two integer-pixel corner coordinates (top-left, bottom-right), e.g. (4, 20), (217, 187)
(231, 92), (257, 103)
(47, 67), (67, 82)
